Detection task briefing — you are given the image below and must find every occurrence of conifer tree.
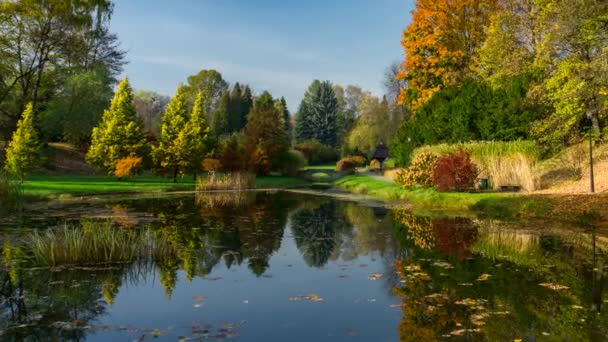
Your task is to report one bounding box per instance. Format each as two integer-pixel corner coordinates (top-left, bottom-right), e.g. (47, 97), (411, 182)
(4, 103), (42, 181)
(227, 82), (244, 132)
(275, 97), (291, 143)
(295, 80), (338, 147)
(86, 78), (148, 174)
(211, 92), (231, 137)
(242, 86), (253, 125)
(179, 92), (211, 178)
(154, 85), (190, 182)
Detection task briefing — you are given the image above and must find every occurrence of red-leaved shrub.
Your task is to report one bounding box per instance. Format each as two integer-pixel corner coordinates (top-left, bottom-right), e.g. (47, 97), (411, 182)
(432, 148), (478, 192)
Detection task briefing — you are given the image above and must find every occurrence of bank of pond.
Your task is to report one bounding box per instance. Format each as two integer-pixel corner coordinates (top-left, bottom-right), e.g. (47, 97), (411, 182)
(0, 192), (606, 341)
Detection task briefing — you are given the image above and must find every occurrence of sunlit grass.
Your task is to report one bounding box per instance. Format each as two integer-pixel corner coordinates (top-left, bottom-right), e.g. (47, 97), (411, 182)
(30, 222), (175, 266)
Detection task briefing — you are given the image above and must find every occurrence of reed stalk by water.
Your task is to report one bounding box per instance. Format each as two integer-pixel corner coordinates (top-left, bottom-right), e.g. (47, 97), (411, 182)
(30, 222), (175, 266)
(196, 172), (255, 191)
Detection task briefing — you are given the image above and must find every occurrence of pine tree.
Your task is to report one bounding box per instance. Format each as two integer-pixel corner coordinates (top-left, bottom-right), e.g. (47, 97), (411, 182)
(4, 103), (42, 180)
(295, 80), (338, 147)
(211, 92), (230, 137)
(242, 86), (253, 126)
(86, 78), (148, 174)
(179, 92), (211, 178)
(154, 85), (190, 182)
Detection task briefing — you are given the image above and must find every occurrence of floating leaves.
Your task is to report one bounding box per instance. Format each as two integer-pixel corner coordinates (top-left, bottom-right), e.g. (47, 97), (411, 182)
(539, 283), (570, 291)
(289, 294), (324, 302)
(476, 273), (491, 281)
(193, 295), (207, 308)
(368, 272), (383, 281)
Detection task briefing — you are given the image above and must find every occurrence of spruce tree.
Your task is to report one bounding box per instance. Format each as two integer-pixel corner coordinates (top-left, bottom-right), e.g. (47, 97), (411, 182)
(227, 82), (243, 132)
(86, 78), (148, 174)
(4, 103), (42, 181)
(241, 86), (253, 127)
(154, 85), (190, 182)
(211, 92), (230, 137)
(295, 80), (338, 147)
(275, 97), (291, 144)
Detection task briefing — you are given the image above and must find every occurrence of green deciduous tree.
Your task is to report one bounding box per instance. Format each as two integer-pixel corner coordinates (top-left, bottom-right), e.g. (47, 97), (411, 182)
(295, 80), (339, 147)
(346, 94), (390, 156)
(4, 103), (42, 180)
(86, 78), (148, 173)
(40, 69), (113, 147)
(183, 69), (228, 115)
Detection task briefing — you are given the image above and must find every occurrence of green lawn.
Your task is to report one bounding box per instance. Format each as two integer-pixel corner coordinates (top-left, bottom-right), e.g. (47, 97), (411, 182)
(301, 164), (336, 171)
(334, 174), (507, 211)
(22, 174), (308, 199)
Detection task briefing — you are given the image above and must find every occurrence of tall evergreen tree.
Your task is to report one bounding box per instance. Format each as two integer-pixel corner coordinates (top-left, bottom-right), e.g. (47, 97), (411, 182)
(227, 82), (244, 132)
(154, 85), (190, 182)
(4, 103), (42, 181)
(242, 85), (254, 126)
(244, 91), (289, 174)
(178, 92), (211, 179)
(295, 80), (339, 147)
(211, 92), (231, 137)
(277, 97), (291, 140)
(86, 78), (148, 174)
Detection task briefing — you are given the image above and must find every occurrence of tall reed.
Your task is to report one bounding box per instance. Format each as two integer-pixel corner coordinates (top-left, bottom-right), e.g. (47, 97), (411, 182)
(196, 172), (256, 191)
(30, 222), (175, 266)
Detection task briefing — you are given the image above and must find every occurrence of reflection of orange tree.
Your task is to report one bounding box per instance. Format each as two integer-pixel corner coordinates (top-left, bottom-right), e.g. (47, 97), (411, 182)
(392, 210), (435, 250)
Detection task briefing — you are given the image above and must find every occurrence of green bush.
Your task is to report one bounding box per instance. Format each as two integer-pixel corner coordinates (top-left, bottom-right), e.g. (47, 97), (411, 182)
(294, 139), (338, 165)
(396, 152), (438, 188)
(312, 172), (331, 182)
(280, 150), (308, 176)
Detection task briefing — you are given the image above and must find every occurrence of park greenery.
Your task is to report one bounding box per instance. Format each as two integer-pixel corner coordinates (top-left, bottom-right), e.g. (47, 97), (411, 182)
(0, 0), (606, 207)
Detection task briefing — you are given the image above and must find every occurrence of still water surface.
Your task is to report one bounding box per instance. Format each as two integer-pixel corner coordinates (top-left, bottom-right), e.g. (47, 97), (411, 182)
(1, 192), (606, 341)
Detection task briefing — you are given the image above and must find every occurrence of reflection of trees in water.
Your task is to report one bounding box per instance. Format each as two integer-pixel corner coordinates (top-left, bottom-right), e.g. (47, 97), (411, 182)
(391, 216), (608, 341)
(0, 261), (152, 340)
(291, 201), (351, 267)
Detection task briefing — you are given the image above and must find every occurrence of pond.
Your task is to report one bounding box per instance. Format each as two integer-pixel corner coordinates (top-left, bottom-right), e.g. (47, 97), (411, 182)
(0, 192), (607, 341)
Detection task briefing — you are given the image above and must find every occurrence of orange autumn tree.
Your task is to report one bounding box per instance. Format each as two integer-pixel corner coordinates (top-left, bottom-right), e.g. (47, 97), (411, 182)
(398, 0), (497, 111)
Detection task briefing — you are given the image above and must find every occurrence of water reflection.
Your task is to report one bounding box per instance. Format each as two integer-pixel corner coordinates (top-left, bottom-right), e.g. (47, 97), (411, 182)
(0, 193), (606, 340)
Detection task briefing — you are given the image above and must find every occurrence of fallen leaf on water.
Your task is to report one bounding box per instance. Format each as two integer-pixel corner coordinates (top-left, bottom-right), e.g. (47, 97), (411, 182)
(542, 332), (550, 336)
(458, 283), (473, 286)
(451, 328), (481, 336)
(367, 298), (377, 303)
(337, 274), (350, 279)
(539, 283), (569, 290)
(476, 273), (491, 281)
(368, 273), (383, 281)
(193, 295), (207, 308)
(572, 305), (584, 309)
(151, 329), (163, 337)
(289, 294), (324, 302)
(432, 261), (453, 269)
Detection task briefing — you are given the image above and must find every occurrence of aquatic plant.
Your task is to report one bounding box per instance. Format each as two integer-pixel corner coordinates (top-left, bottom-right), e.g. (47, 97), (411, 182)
(30, 222), (175, 266)
(196, 172), (255, 191)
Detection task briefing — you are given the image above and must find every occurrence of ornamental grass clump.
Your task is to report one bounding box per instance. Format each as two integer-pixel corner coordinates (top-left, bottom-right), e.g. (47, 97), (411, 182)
(196, 172), (255, 191)
(30, 222), (174, 266)
(432, 149), (478, 192)
(396, 152), (438, 188)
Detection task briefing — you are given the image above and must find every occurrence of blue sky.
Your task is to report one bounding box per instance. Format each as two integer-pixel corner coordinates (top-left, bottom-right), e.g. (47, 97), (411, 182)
(111, 0), (414, 110)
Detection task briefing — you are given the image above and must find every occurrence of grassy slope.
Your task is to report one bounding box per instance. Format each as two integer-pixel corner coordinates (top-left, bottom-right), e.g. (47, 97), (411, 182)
(335, 175), (607, 224)
(23, 174), (307, 199)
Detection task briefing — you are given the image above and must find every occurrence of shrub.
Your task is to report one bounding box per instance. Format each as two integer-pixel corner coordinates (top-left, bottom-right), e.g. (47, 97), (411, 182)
(114, 155), (143, 179)
(202, 158), (222, 172)
(294, 139), (338, 165)
(196, 172), (256, 191)
(219, 134), (245, 173)
(396, 152), (438, 188)
(280, 150), (308, 177)
(432, 149), (478, 192)
(336, 159), (355, 172)
(369, 159), (381, 171)
(312, 172), (331, 182)
(251, 145), (271, 176)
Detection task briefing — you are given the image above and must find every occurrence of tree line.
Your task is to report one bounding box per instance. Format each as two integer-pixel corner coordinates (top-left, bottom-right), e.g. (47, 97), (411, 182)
(392, 0), (608, 165)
